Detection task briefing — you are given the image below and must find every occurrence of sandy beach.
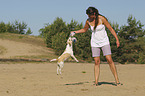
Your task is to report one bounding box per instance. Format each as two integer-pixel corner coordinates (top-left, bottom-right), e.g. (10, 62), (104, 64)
(0, 62), (144, 96)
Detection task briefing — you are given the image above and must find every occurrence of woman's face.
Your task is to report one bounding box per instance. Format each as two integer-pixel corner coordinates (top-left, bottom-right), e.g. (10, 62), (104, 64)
(87, 13), (96, 20)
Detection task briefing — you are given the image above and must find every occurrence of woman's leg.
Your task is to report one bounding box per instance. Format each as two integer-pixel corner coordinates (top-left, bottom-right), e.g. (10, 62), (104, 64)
(105, 55), (120, 84)
(94, 57), (100, 85)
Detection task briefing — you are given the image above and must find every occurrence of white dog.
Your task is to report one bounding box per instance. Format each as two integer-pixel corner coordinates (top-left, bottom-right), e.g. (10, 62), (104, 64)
(50, 37), (79, 75)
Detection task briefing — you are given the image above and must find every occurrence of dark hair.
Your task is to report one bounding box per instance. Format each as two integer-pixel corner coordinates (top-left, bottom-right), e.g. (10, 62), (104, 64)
(86, 7), (99, 15)
(86, 7), (107, 30)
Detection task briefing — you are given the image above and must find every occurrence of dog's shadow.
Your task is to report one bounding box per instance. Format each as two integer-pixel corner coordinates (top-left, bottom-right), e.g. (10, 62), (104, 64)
(64, 81), (117, 86)
(64, 81), (89, 85)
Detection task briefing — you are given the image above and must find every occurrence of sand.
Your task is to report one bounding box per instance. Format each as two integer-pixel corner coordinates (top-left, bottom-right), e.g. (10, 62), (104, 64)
(0, 39), (51, 58)
(0, 62), (144, 96)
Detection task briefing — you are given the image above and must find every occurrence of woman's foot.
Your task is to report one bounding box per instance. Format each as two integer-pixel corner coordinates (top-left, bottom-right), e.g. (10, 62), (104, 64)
(95, 82), (98, 86)
(115, 82), (123, 86)
(95, 84), (98, 86)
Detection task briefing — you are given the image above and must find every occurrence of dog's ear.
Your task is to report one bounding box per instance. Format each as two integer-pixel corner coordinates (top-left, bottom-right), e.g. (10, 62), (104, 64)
(67, 37), (71, 43)
(67, 39), (69, 44)
(67, 41), (72, 46)
(67, 38), (72, 46)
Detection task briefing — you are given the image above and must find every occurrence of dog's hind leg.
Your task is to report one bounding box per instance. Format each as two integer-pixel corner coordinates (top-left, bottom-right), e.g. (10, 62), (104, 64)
(59, 68), (62, 75)
(59, 62), (64, 75)
(57, 65), (60, 75)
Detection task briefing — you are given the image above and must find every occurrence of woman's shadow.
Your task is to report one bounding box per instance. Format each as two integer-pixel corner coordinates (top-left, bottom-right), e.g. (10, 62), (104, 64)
(65, 81), (117, 86)
(97, 81), (117, 86)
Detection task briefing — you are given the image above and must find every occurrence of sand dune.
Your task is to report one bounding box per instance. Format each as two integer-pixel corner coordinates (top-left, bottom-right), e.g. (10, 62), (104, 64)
(0, 39), (52, 58)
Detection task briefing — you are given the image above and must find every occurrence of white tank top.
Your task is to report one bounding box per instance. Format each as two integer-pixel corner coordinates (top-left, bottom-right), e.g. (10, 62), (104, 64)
(89, 19), (110, 47)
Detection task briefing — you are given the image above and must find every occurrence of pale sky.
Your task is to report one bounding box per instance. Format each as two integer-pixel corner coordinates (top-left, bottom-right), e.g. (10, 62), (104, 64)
(0, 0), (145, 35)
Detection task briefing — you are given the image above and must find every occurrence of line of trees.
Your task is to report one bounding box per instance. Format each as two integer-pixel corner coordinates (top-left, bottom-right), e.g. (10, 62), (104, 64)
(0, 20), (32, 35)
(2, 16), (143, 64)
(39, 15), (145, 64)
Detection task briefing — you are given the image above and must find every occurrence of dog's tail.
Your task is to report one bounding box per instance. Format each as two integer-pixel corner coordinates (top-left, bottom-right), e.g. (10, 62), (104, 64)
(50, 59), (58, 62)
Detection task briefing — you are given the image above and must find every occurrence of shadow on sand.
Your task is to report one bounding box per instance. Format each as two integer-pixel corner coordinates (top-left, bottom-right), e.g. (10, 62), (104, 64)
(65, 81), (117, 86)
(64, 81), (89, 85)
(97, 82), (117, 86)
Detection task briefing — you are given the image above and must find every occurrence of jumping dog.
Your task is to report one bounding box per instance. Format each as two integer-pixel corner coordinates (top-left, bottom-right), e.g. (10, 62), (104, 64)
(50, 37), (79, 75)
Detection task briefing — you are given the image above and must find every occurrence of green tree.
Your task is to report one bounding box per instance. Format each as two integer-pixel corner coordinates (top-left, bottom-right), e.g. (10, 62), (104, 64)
(0, 20), (32, 35)
(26, 27), (32, 35)
(12, 20), (27, 34)
(51, 32), (68, 55)
(39, 17), (68, 47)
(118, 15), (145, 63)
(105, 22), (120, 62)
(136, 37), (145, 64)
(6, 22), (15, 33)
(40, 15), (145, 63)
(67, 20), (92, 61)
(0, 22), (7, 33)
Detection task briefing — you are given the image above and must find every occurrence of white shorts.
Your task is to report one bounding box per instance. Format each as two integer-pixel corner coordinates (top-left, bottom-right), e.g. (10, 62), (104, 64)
(91, 44), (112, 57)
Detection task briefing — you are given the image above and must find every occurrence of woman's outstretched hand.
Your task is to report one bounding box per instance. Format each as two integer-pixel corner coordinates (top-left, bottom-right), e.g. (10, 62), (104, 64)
(70, 31), (76, 36)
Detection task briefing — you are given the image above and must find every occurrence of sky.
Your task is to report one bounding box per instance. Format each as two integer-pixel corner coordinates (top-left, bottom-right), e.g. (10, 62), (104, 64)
(0, 0), (145, 36)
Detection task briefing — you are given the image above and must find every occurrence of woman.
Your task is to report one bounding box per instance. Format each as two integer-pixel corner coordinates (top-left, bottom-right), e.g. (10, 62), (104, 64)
(71, 7), (121, 86)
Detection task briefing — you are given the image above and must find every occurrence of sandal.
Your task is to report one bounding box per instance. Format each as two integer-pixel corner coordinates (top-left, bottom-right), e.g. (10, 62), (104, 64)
(95, 84), (98, 86)
(115, 82), (123, 86)
(93, 83), (99, 86)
